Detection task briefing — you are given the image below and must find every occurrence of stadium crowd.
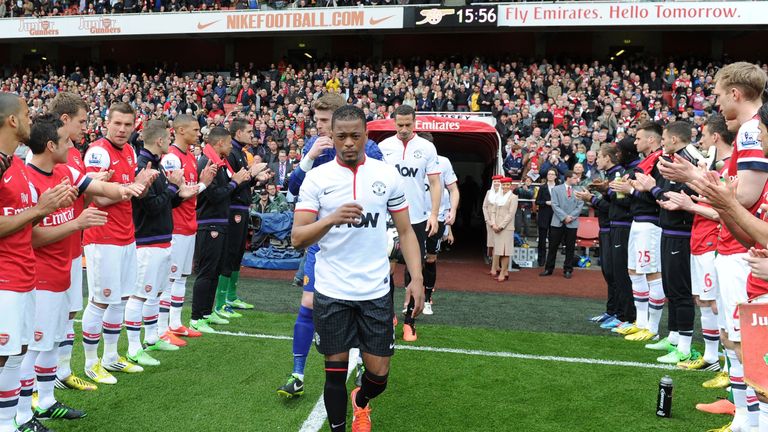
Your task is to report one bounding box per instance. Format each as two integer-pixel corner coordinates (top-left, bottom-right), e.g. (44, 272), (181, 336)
(3, 57), (744, 165)
(2, 56), (768, 432)
(0, 0), (454, 17)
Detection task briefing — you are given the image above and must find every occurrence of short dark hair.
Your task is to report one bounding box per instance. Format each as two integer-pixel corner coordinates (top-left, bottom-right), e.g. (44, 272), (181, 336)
(758, 102), (768, 131)
(49, 92), (87, 118)
(565, 170), (578, 179)
(665, 121), (692, 144)
(636, 121), (663, 138)
(616, 137), (639, 165)
(331, 105), (366, 129)
(29, 113), (63, 155)
(174, 114), (197, 129)
(229, 118), (250, 138)
(107, 102), (136, 120)
(393, 104), (416, 119)
(206, 126), (230, 146)
(703, 113), (735, 146)
(142, 120), (169, 147)
(0, 92), (22, 129)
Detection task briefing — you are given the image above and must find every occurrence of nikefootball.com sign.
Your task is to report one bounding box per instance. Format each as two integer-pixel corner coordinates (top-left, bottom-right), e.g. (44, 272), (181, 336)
(0, 7), (403, 39)
(497, 1), (768, 27)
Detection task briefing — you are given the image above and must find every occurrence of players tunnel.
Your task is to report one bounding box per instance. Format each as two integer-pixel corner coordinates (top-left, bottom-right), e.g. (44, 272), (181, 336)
(367, 115), (502, 257)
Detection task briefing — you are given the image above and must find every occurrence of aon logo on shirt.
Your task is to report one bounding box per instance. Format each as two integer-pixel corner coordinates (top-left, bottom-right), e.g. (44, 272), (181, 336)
(339, 212), (380, 229)
(395, 164), (419, 178)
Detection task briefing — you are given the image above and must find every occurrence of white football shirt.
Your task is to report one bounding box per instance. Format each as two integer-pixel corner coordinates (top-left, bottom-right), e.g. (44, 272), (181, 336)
(424, 155), (457, 222)
(378, 134), (440, 224)
(295, 156), (408, 301)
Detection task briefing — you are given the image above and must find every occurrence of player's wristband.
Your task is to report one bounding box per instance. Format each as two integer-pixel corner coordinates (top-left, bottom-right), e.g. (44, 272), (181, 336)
(196, 183), (207, 193)
(299, 156), (315, 172)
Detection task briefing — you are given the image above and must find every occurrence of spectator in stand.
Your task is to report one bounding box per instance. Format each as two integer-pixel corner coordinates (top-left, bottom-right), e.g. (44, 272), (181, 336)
(269, 149), (292, 189)
(263, 182), (289, 212)
(503, 144), (524, 181)
(514, 177), (534, 239)
(535, 169), (558, 267)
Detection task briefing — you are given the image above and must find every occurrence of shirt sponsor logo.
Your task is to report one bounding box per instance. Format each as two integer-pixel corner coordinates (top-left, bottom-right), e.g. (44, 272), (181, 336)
(395, 164), (419, 178)
(42, 207), (75, 227)
(339, 212), (380, 229)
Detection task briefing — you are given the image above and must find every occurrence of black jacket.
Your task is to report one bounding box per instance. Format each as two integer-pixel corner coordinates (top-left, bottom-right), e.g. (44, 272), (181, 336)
(227, 139), (254, 214)
(196, 154), (236, 231)
(645, 151), (695, 235)
(590, 194), (611, 230)
(605, 162), (634, 226)
(535, 183), (555, 227)
(133, 149), (183, 246)
(627, 152), (662, 225)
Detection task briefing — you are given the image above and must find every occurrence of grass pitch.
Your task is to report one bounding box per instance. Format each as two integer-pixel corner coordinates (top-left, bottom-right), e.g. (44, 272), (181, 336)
(45, 277), (729, 431)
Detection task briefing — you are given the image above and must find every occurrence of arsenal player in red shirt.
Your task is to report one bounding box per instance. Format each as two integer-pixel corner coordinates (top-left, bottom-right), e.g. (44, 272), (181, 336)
(0, 93), (77, 432)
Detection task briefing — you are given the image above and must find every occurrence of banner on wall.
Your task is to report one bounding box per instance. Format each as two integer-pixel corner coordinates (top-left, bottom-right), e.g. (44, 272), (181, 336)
(497, 1), (768, 27)
(2, 7), (403, 39)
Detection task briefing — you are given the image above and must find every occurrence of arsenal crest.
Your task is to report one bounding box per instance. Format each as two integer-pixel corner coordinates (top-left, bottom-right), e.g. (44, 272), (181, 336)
(34, 331), (43, 342)
(0, 334), (9, 345)
(171, 265), (178, 273)
(234, 215), (242, 224)
(144, 285), (152, 293)
(211, 231), (219, 239)
(103, 288), (112, 297)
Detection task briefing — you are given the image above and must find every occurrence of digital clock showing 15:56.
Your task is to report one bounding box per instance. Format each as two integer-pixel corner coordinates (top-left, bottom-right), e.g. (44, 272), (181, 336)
(411, 6), (498, 28)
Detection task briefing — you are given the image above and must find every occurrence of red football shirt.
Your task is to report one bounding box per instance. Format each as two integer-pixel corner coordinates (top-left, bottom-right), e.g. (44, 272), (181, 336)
(27, 163), (90, 292)
(67, 146), (86, 259)
(161, 144), (198, 236)
(746, 181), (768, 299)
(690, 160), (729, 255)
(0, 157), (37, 292)
(717, 117), (767, 256)
(82, 138), (137, 246)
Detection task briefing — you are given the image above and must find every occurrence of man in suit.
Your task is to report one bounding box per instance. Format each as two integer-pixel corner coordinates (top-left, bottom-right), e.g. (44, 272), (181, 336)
(269, 149), (293, 188)
(540, 170), (584, 279)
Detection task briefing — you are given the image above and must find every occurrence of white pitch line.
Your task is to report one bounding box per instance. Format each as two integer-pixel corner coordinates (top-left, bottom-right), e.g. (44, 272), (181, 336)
(212, 329), (678, 371)
(73, 323), (679, 371)
(74, 321), (679, 430)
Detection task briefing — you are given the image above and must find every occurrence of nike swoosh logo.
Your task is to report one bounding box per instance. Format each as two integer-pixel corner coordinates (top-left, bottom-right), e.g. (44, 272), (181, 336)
(671, 251), (680, 255)
(322, 189), (336, 196)
(389, 343), (395, 349)
(112, 161), (120, 166)
(331, 423), (345, 429)
(369, 15), (394, 26)
(197, 20), (220, 30)
(614, 245), (621, 248)
(3, 176), (11, 183)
